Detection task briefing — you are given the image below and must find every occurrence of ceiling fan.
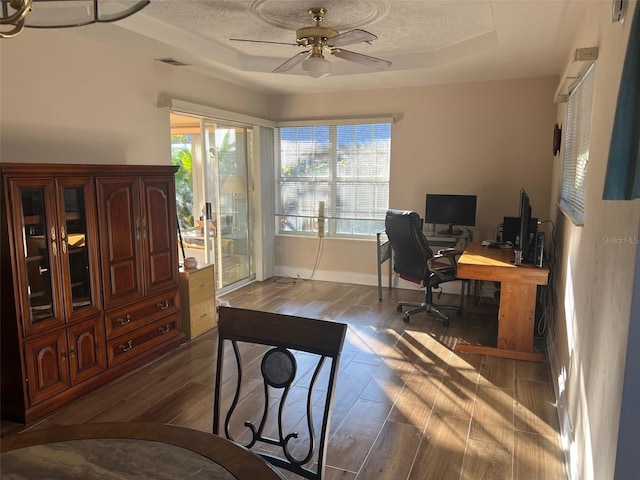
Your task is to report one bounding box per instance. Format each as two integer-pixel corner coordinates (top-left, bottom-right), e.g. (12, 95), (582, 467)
(230, 7), (392, 78)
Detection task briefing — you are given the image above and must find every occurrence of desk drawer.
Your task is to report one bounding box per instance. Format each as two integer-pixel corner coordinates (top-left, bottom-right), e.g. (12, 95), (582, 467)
(189, 299), (217, 338)
(187, 268), (215, 305)
(107, 314), (180, 367)
(105, 290), (179, 339)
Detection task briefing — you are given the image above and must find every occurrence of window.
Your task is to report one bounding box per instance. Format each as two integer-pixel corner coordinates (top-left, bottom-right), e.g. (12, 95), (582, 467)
(275, 121), (391, 237)
(560, 63), (595, 224)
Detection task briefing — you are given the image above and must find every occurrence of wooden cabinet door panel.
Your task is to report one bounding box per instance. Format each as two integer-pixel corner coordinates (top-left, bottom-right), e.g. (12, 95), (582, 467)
(54, 177), (102, 323)
(97, 177), (143, 308)
(7, 178), (65, 336)
(67, 317), (106, 385)
(24, 331), (69, 405)
(141, 177), (178, 295)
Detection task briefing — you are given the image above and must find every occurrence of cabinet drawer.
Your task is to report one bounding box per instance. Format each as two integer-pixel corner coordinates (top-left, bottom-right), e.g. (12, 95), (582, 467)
(189, 299), (217, 338)
(187, 268), (215, 305)
(105, 290), (179, 339)
(107, 314), (180, 367)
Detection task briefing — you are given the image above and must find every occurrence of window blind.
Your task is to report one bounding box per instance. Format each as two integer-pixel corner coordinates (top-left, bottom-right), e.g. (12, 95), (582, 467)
(274, 122), (391, 236)
(561, 63), (595, 223)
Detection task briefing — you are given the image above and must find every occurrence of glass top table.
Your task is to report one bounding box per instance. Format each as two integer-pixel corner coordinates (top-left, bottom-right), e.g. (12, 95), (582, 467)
(0, 422), (285, 480)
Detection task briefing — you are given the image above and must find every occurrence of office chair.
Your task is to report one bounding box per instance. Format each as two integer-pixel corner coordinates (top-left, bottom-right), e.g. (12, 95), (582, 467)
(214, 306), (347, 480)
(384, 209), (464, 326)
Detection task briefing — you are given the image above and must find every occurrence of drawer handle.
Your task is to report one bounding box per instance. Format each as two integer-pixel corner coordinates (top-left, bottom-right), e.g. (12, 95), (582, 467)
(158, 324), (171, 334)
(118, 340), (133, 352)
(200, 313), (208, 318)
(117, 314), (131, 325)
(157, 300), (170, 310)
(199, 283), (206, 287)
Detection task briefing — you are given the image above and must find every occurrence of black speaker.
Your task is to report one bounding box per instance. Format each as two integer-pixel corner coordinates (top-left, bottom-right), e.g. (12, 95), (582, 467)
(534, 231), (545, 268)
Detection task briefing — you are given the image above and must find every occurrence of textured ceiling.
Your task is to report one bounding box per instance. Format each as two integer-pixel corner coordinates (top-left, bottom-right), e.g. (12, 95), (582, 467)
(70, 0), (592, 95)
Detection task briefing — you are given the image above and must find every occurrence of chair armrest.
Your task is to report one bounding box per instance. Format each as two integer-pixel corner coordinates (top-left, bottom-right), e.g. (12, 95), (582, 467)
(437, 247), (459, 256)
(428, 254), (456, 271)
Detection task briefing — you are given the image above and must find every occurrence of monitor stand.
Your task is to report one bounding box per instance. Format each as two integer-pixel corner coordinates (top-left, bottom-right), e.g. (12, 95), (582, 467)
(437, 224), (463, 236)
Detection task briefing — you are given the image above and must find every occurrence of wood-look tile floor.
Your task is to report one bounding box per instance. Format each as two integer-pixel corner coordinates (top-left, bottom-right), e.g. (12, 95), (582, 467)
(2, 279), (565, 480)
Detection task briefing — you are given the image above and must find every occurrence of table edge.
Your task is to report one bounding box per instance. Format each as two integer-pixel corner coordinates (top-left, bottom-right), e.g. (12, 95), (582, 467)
(0, 422), (285, 480)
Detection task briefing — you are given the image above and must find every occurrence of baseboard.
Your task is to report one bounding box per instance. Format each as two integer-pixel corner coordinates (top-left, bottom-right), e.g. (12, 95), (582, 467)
(272, 266), (469, 295)
(547, 343), (579, 480)
(273, 266), (380, 286)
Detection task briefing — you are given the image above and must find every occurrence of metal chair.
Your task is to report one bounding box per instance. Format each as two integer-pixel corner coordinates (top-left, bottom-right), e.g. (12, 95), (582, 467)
(213, 306), (347, 480)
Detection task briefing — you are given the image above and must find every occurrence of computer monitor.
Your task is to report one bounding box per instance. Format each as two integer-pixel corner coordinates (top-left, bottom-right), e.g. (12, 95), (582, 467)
(517, 189), (537, 263)
(425, 194), (477, 235)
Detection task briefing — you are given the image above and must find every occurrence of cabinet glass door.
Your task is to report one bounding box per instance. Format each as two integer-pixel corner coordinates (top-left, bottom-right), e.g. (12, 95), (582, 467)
(13, 180), (63, 331)
(57, 178), (101, 320)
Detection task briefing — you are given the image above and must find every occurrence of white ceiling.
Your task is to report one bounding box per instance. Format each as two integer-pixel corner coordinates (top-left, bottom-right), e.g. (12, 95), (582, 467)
(74, 0), (592, 95)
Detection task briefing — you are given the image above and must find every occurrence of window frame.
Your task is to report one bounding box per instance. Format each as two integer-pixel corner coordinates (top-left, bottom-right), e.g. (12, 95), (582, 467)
(274, 119), (392, 238)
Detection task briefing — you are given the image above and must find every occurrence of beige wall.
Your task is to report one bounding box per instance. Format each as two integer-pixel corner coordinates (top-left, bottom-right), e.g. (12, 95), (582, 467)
(0, 29), (269, 166)
(269, 77), (557, 283)
(549, 2), (640, 479)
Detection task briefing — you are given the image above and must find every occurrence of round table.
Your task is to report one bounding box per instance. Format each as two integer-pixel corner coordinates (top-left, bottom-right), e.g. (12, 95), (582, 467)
(0, 422), (285, 480)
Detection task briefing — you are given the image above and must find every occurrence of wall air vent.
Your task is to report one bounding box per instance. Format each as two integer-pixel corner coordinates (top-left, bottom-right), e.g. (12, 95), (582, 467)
(155, 58), (189, 67)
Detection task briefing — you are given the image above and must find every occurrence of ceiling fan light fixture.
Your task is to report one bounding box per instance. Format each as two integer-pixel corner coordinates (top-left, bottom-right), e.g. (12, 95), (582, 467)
(302, 54), (331, 79)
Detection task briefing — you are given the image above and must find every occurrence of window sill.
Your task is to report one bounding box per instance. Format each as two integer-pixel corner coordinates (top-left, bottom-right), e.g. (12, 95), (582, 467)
(557, 200), (584, 226)
(276, 233), (377, 242)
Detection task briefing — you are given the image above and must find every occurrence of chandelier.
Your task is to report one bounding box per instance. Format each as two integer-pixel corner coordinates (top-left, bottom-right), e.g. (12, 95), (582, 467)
(1, 0), (150, 39)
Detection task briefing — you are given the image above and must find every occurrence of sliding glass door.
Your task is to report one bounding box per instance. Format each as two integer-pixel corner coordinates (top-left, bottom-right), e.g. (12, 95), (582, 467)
(203, 120), (253, 289)
(171, 113), (254, 291)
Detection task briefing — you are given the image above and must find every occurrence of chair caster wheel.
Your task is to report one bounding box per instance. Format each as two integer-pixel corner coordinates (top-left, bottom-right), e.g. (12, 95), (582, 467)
(403, 314), (410, 323)
(396, 305), (403, 312)
(443, 319), (450, 327)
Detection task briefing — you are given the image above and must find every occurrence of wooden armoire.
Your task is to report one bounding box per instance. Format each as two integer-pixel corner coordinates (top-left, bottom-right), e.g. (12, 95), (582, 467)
(1, 163), (184, 423)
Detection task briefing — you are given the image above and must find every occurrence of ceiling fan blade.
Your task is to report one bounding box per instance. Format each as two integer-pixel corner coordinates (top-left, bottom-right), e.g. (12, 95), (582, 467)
(331, 49), (392, 70)
(328, 29), (378, 48)
(273, 51), (310, 73)
(230, 38), (298, 47)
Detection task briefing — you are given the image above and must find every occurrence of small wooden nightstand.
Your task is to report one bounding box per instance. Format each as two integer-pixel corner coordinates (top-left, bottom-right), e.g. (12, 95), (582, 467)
(179, 263), (217, 339)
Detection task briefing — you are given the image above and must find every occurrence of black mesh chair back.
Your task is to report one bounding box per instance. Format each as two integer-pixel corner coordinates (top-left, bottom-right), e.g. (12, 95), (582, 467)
(214, 306), (347, 480)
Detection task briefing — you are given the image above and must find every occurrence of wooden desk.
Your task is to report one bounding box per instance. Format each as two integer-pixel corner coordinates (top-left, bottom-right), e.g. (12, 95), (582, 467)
(455, 242), (549, 362)
(0, 422), (285, 480)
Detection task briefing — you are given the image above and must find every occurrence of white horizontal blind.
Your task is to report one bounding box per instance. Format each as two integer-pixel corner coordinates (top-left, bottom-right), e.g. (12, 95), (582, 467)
(274, 122), (391, 236)
(561, 63), (595, 223)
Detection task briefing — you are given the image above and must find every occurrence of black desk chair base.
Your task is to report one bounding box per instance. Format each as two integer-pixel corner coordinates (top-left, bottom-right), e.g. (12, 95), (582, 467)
(397, 286), (464, 326)
(397, 302), (462, 326)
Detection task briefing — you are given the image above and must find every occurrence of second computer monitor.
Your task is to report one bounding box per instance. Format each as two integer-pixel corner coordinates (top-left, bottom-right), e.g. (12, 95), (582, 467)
(425, 194), (477, 236)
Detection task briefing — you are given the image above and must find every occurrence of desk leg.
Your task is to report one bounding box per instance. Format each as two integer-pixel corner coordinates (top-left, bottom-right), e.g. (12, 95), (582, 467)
(454, 281), (544, 362)
(497, 282), (536, 352)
